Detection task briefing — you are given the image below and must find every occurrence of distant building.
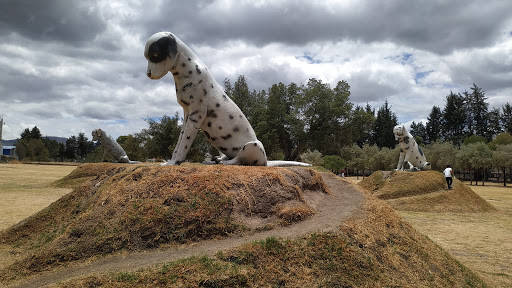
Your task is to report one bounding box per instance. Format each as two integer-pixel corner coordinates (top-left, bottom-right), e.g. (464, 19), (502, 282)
(2, 145), (17, 160)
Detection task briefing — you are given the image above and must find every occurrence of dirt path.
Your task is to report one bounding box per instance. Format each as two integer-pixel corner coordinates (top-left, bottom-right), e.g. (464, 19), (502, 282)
(9, 173), (365, 288)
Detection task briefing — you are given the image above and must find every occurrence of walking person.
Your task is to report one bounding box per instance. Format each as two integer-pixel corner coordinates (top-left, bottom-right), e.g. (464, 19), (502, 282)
(443, 164), (454, 189)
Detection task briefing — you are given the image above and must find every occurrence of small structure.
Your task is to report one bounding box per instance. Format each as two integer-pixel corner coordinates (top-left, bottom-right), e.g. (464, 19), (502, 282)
(2, 145), (17, 160)
(393, 124), (431, 171)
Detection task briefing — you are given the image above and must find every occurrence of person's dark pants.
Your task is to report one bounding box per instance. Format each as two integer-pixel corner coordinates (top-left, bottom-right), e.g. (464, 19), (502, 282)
(446, 177), (453, 189)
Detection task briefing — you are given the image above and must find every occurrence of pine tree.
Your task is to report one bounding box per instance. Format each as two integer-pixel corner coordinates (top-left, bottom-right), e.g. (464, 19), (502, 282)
(372, 100), (398, 149)
(442, 91), (466, 146)
(466, 84), (489, 138)
(409, 121), (427, 145)
(502, 103), (512, 133)
(426, 106), (442, 144)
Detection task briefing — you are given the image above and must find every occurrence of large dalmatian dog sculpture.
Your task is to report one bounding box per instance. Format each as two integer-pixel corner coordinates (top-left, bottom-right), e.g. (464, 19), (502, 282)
(393, 124), (431, 171)
(145, 32), (310, 167)
(92, 129), (140, 164)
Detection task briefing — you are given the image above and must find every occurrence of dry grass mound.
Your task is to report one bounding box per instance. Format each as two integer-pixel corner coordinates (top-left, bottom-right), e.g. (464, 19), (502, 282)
(358, 170), (495, 213)
(0, 163), (327, 280)
(57, 187), (487, 287)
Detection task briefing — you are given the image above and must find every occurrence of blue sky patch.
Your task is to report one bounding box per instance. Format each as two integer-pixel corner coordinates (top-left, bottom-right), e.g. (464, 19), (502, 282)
(297, 53), (322, 64)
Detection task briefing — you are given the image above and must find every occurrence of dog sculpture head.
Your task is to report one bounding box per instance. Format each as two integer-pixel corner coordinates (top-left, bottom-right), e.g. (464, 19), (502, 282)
(393, 124), (406, 141)
(144, 32), (179, 79)
(92, 129), (102, 141)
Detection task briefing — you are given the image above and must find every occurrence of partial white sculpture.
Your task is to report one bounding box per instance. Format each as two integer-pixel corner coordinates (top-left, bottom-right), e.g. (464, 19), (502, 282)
(144, 32), (310, 167)
(393, 124), (431, 171)
(92, 129), (140, 164)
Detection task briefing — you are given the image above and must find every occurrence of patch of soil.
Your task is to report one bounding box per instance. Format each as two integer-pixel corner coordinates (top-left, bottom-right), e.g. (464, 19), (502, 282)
(358, 170), (496, 213)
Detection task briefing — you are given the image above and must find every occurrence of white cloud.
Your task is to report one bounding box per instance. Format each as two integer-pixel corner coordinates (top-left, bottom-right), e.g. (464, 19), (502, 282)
(1, 0), (511, 142)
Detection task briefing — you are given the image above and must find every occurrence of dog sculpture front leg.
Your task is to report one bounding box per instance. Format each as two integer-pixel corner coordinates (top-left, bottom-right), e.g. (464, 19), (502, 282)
(397, 150), (405, 170)
(164, 107), (206, 165)
(164, 115), (198, 166)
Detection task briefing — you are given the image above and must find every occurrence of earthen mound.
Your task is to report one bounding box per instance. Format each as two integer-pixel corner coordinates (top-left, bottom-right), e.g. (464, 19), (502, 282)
(0, 163), (327, 277)
(358, 170), (496, 212)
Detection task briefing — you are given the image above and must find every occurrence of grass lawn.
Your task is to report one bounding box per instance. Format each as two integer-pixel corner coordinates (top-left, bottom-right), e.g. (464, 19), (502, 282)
(0, 163), (77, 231)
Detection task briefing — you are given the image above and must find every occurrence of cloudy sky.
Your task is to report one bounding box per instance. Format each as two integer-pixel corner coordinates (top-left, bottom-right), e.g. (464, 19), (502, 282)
(1, 0), (511, 141)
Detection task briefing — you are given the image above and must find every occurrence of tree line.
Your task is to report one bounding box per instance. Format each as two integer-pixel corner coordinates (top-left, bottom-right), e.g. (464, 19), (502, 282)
(9, 77), (512, 184)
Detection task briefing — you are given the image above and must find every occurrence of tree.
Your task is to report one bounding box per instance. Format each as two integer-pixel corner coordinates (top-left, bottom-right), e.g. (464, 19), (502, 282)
(457, 143), (492, 185)
(341, 144), (364, 177)
(30, 126), (42, 140)
(136, 114), (181, 160)
(426, 106), (442, 144)
(372, 100), (398, 148)
(349, 104), (375, 147)
(16, 126), (49, 161)
(42, 137), (62, 161)
(502, 103), (512, 133)
(322, 155), (346, 174)
(409, 121), (427, 145)
(465, 84), (489, 138)
(119, 135), (146, 162)
(227, 75), (262, 124)
(489, 132), (512, 150)
(265, 82), (298, 160)
(20, 128), (31, 140)
(296, 79), (352, 156)
(463, 135), (487, 146)
(493, 144), (512, 186)
(423, 141), (456, 172)
(455, 144), (473, 184)
(65, 136), (77, 160)
(300, 149), (324, 166)
(76, 132), (94, 159)
(26, 138), (49, 161)
(442, 91), (466, 146)
(486, 107), (502, 140)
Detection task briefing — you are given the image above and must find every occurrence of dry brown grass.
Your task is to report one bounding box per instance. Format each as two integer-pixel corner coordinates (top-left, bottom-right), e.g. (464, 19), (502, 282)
(0, 164), (490, 287)
(0, 163), (77, 231)
(400, 184), (512, 288)
(358, 170), (495, 213)
(0, 163), (327, 282)
(56, 187), (486, 288)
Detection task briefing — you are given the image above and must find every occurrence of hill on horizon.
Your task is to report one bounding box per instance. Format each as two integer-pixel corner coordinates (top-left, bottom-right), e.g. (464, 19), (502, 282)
(1, 136), (67, 146)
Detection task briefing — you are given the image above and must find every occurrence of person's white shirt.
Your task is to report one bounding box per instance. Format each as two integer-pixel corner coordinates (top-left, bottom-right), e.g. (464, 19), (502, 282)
(443, 167), (453, 177)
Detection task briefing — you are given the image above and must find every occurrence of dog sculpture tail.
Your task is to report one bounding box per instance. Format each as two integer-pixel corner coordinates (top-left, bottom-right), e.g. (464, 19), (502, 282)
(267, 161), (312, 167)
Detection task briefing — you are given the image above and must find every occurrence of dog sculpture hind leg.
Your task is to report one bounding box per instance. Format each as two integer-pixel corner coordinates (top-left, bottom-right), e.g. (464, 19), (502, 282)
(144, 32), (310, 167)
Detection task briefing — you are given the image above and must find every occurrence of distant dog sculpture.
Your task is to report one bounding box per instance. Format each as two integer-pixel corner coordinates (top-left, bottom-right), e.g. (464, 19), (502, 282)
(144, 32), (310, 167)
(393, 124), (431, 171)
(92, 129), (140, 164)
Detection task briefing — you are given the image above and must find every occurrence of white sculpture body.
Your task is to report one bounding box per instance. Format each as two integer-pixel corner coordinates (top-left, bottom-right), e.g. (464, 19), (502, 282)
(144, 32), (310, 167)
(92, 129), (139, 164)
(393, 124), (431, 171)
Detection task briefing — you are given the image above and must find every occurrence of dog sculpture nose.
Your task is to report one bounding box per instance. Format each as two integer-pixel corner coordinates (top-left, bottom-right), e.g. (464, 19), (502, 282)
(146, 71), (151, 78)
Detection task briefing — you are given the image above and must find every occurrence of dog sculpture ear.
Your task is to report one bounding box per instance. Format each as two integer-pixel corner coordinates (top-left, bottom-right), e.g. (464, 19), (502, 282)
(147, 34), (178, 63)
(97, 129), (102, 137)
